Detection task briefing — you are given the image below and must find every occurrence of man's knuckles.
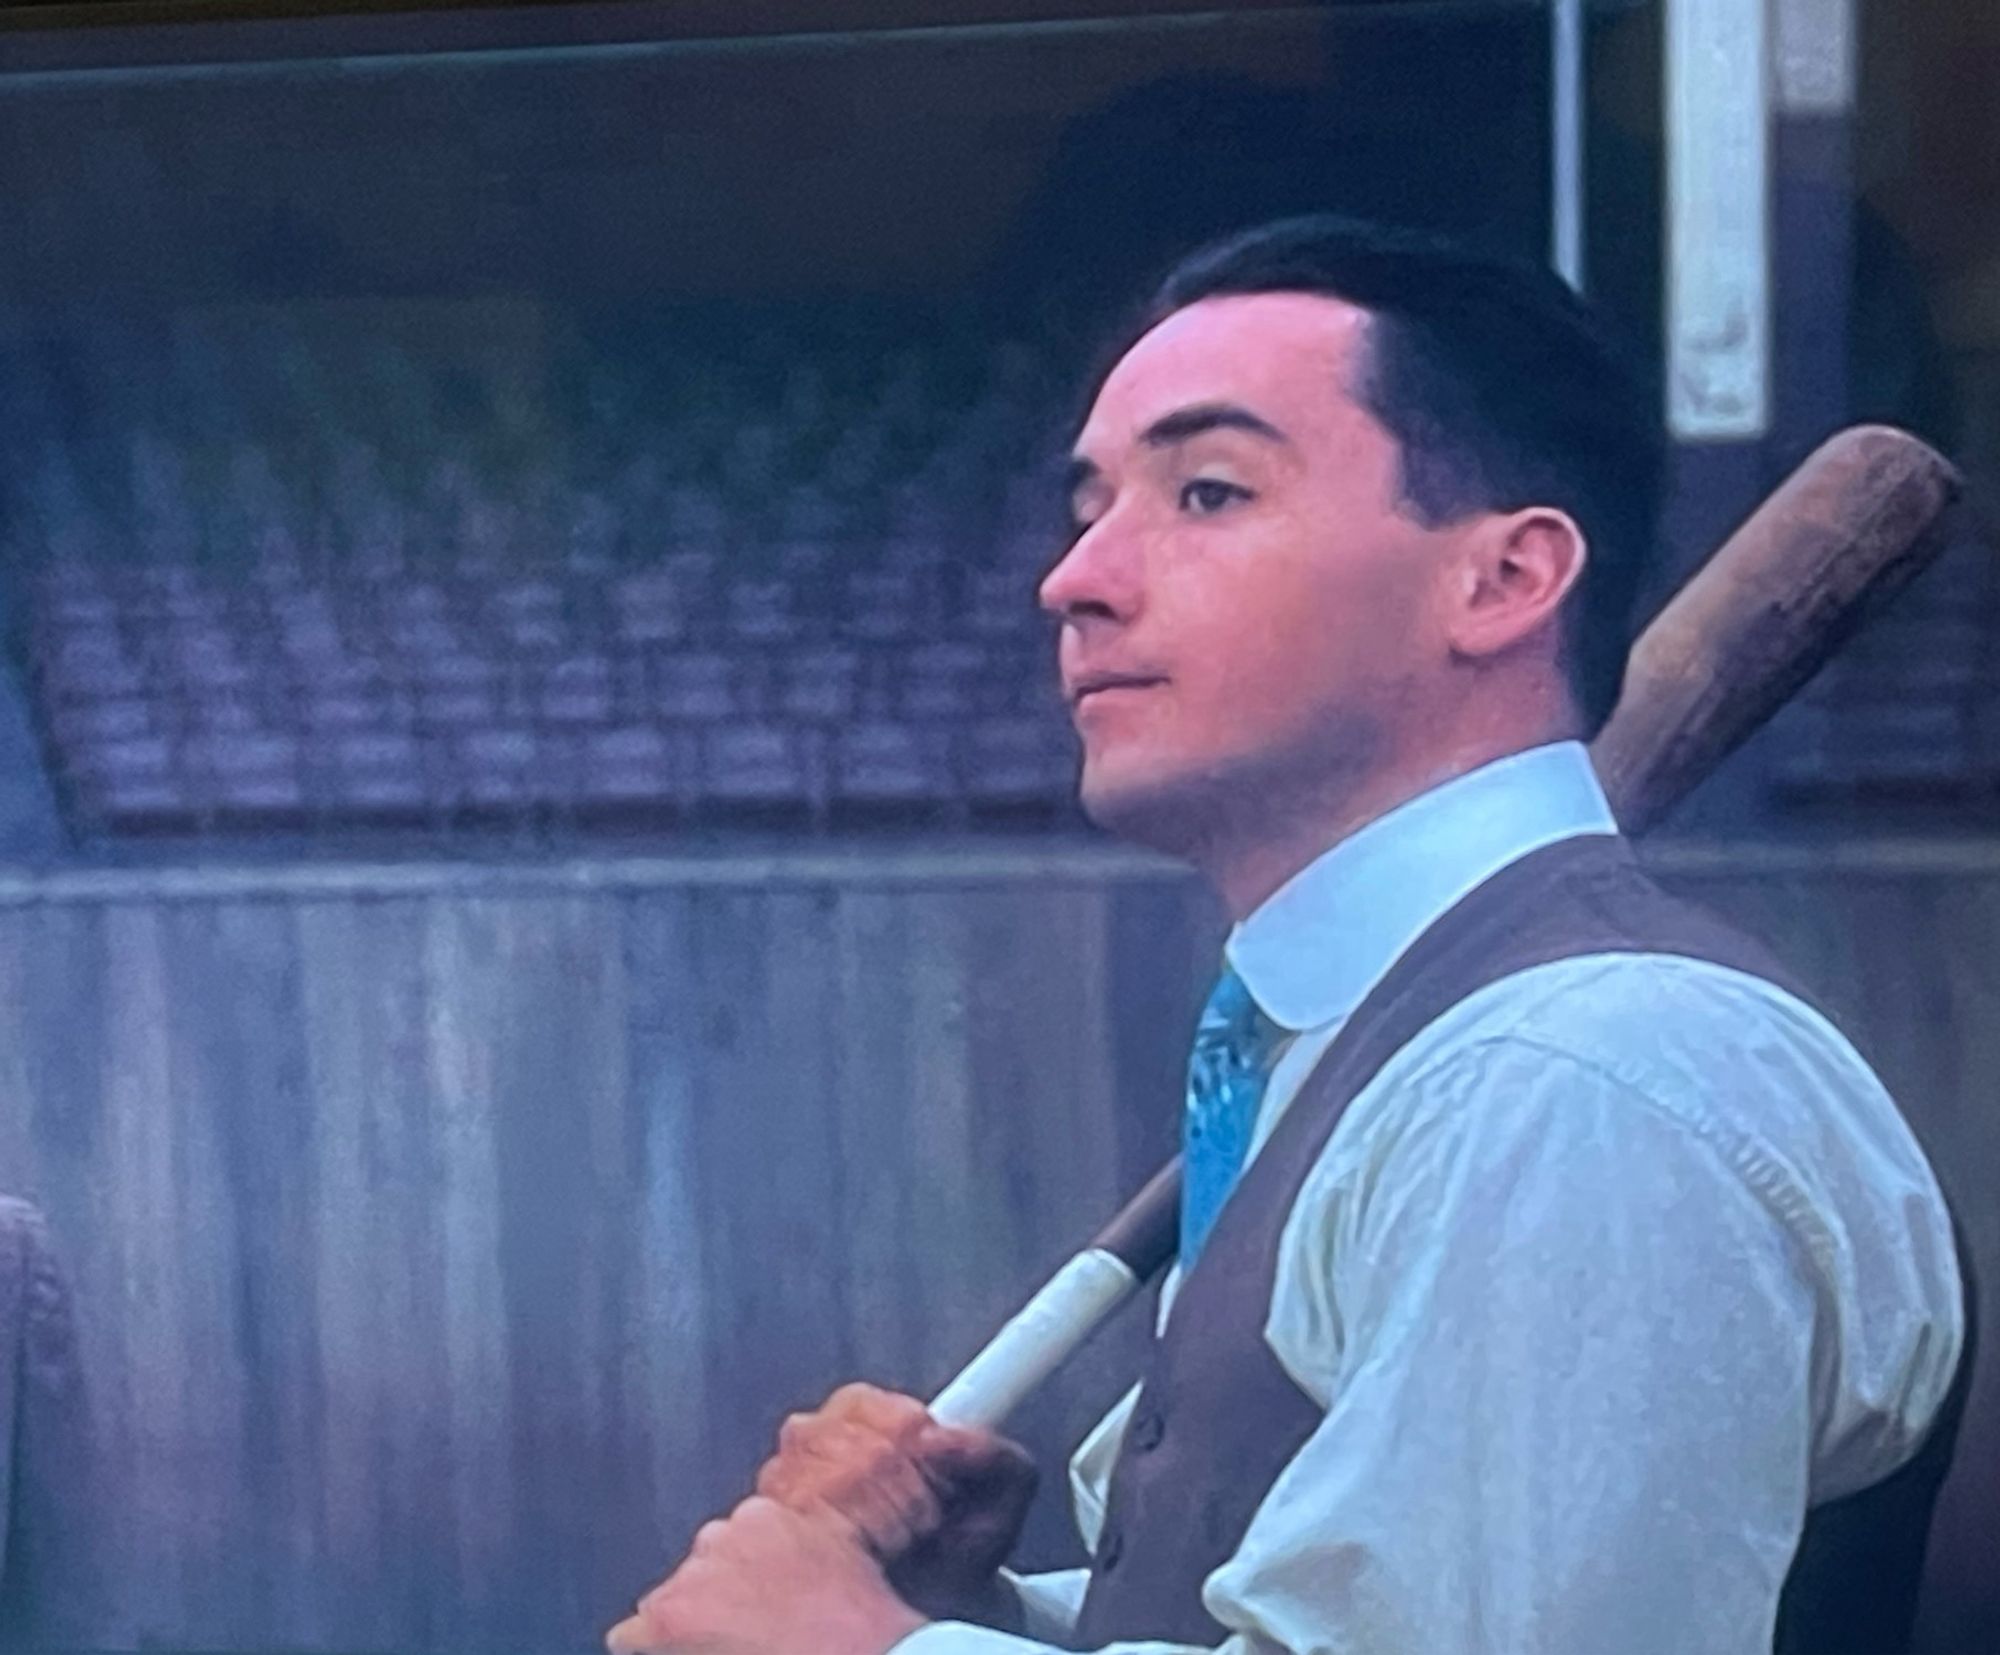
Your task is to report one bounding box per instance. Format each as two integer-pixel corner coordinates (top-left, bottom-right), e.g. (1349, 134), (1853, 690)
(826, 1380), (899, 1412)
(637, 1569), (691, 1627)
(768, 1420), (932, 1500)
(778, 1409), (907, 1463)
(767, 1455), (945, 1547)
(681, 1496), (788, 1563)
(730, 1494), (787, 1534)
(826, 1381), (930, 1436)
(631, 1588), (710, 1650)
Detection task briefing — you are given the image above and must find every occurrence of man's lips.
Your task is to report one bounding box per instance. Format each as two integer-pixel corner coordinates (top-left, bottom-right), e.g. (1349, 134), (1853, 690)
(1067, 674), (1169, 709)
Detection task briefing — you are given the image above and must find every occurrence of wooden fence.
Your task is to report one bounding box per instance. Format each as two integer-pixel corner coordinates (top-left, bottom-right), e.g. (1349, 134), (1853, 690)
(0, 838), (1988, 1651)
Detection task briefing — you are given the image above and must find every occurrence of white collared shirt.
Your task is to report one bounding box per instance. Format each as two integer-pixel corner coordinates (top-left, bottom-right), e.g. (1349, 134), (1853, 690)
(898, 742), (1964, 1655)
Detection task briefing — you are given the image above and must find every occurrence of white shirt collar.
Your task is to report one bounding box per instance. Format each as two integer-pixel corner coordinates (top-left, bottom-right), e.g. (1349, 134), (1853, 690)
(1225, 741), (1619, 1032)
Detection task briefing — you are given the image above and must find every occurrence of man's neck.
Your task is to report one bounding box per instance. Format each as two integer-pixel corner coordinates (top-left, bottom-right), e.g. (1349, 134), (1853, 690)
(1204, 728), (1578, 921)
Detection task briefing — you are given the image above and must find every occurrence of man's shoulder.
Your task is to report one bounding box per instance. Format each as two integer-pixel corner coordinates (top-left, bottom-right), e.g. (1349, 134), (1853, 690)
(1301, 947), (1954, 1315)
(1390, 948), (1921, 1191)
(1468, 945), (1852, 1064)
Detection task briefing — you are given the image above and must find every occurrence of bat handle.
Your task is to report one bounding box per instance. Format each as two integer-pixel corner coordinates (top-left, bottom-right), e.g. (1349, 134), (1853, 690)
(928, 1160), (1182, 1430)
(928, 1248), (1143, 1428)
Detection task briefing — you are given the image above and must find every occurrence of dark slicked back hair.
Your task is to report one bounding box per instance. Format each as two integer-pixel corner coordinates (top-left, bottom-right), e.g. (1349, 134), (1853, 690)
(1140, 215), (1667, 735)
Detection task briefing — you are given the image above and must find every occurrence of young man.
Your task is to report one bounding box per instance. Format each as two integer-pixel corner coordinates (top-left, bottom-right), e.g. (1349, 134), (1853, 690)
(607, 218), (1967, 1655)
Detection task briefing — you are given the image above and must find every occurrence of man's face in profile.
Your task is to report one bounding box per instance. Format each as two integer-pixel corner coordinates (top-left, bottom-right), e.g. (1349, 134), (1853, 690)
(1043, 292), (1455, 851)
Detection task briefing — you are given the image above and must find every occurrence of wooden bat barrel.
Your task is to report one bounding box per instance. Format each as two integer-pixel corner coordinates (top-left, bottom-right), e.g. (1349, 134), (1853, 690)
(1598, 424), (1963, 834)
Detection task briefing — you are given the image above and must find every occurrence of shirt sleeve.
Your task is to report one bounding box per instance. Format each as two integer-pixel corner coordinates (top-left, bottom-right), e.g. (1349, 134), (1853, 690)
(1195, 1030), (1950, 1655)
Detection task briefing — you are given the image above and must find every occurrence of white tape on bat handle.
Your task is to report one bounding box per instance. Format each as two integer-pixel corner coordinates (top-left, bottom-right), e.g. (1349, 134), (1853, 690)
(928, 1248), (1141, 1430)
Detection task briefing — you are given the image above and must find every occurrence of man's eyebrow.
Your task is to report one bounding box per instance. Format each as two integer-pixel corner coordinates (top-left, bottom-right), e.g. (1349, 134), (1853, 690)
(1062, 402), (1287, 497)
(1139, 402), (1290, 448)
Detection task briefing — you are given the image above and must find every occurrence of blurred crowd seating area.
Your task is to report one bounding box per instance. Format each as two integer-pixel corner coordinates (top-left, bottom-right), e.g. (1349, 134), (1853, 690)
(0, 301), (1085, 838)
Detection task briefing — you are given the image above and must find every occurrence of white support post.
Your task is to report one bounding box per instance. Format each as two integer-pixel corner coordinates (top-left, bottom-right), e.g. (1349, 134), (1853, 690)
(1551, 0), (1587, 292)
(1665, 0), (1773, 440)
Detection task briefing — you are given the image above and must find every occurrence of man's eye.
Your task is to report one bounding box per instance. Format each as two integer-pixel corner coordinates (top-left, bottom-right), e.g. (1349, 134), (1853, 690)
(1178, 478), (1250, 515)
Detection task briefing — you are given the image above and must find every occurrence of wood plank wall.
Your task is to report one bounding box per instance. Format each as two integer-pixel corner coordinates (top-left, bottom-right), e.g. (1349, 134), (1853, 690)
(0, 839), (1988, 1653)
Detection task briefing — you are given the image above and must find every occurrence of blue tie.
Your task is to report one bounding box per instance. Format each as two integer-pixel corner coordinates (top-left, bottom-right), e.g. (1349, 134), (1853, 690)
(1180, 965), (1286, 1268)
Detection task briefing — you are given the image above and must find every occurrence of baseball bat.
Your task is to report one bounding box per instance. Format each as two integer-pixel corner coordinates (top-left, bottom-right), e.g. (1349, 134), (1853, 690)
(929, 423), (1965, 1430)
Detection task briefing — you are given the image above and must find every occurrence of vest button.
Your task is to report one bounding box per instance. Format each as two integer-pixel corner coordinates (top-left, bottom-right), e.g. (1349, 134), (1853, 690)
(1098, 1528), (1124, 1572)
(1130, 1409), (1166, 1452)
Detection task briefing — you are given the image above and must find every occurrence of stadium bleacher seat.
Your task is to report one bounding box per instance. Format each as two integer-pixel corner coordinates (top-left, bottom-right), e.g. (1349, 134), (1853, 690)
(541, 656), (619, 725)
(898, 640), (994, 722)
(699, 722), (820, 810)
(650, 651), (749, 724)
(778, 647), (865, 725)
(960, 717), (1077, 807)
(830, 720), (952, 806)
(725, 577), (811, 645)
(580, 724), (683, 810)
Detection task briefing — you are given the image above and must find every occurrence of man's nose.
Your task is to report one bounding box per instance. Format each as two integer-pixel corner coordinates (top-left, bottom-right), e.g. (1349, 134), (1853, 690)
(1038, 517), (1140, 625)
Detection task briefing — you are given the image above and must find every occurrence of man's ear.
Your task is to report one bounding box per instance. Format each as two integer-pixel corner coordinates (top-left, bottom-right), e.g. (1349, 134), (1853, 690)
(1446, 507), (1587, 662)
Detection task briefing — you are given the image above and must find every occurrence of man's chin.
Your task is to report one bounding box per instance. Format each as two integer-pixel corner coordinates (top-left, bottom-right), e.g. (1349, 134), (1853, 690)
(1076, 764), (1218, 860)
